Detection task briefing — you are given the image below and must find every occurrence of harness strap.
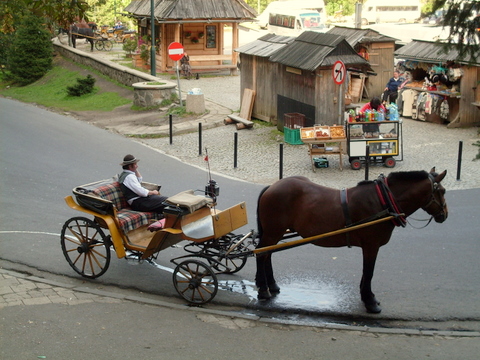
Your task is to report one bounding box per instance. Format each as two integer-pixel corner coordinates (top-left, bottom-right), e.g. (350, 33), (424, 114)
(340, 188), (352, 248)
(375, 175), (407, 227)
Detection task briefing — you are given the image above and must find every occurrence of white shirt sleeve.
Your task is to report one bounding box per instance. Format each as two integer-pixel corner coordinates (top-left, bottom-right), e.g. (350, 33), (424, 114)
(123, 173), (149, 197)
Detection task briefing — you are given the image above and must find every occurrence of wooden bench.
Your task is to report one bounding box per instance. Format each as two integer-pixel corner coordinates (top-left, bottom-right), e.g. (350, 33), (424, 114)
(188, 55), (238, 74)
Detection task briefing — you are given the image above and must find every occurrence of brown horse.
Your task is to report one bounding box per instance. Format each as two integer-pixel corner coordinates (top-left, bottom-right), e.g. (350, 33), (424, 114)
(255, 168), (448, 313)
(70, 22), (95, 51)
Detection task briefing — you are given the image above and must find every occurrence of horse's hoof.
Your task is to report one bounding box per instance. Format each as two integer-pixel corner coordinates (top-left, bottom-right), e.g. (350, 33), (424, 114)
(268, 283), (281, 294)
(257, 289), (272, 301)
(365, 302), (382, 314)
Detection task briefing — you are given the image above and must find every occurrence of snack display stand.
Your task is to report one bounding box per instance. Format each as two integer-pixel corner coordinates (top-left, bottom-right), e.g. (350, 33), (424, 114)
(301, 125), (347, 171)
(346, 120), (403, 170)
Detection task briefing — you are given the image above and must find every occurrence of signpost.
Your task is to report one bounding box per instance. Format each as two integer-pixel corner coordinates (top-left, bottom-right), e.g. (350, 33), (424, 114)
(168, 42), (185, 106)
(332, 60), (346, 124)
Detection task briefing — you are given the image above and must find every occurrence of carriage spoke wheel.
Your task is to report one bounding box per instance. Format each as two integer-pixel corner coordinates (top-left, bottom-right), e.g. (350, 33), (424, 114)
(211, 254), (247, 274)
(103, 40), (113, 51)
(61, 217), (111, 279)
(173, 260), (218, 305)
(94, 40), (104, 51)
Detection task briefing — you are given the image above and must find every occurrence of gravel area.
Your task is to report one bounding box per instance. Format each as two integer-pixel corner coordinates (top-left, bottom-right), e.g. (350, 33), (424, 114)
(141, 69), (480, 190)
(88, 41), (480, 191)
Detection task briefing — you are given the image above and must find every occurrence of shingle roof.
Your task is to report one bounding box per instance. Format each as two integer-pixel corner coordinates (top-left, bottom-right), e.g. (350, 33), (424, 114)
(268, 31), (371, 71)
(394, 40), (479, 65)
(327, 26), (398, 47)
(235, 33), (295, 57)
(124, 0), (257, 20)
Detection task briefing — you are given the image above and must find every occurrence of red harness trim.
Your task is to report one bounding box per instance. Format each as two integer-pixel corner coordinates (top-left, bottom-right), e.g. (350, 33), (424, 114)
(375, 176), (407, 227)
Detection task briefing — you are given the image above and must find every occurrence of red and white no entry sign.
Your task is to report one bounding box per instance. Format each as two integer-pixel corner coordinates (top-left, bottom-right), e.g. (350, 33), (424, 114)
(332, 60), (346, 85)
(168, 42), (184, 61)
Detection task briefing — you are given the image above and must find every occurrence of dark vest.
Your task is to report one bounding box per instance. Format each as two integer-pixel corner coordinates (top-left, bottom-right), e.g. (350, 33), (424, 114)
(118, 171), (139, 202)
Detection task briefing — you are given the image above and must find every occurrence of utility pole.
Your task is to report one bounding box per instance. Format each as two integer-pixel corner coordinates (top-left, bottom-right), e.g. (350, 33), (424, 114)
(150, 0), (156, 76)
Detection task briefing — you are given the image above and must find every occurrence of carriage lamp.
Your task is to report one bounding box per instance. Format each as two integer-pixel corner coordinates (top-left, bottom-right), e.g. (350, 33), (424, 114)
(205, 179), (220, 200)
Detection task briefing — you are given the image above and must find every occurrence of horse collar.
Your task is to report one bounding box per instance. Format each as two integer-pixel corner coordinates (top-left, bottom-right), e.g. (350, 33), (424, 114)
(374, 175), (407, 227)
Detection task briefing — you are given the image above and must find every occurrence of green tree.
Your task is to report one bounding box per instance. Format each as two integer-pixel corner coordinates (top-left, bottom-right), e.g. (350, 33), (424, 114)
(7, 15), (53, 85)
(431, 0), (479, 59)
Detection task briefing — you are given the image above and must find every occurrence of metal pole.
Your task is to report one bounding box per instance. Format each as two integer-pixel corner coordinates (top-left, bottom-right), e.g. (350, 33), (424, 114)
(279, 143), (284, 179)
(233, 132), (238, 168)
(175, 61), (183, 106)
(365, 145), (370, 180)
(457, 140), (463, 181)
(198, 123), (202, 156)
(150, 0), (156, 76)
(169, 114), (173, 145)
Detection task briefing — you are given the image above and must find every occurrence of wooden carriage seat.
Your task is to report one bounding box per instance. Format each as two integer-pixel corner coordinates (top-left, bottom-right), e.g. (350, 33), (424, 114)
(164, 190), (213, 214)
(92, 182), (160, 233)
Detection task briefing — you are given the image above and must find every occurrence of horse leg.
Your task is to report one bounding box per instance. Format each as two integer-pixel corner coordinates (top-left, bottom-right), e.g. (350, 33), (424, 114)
(71, 36), (76, 48)
(255, 254), (271, 300)
(360, 247), (382, 313)
(89, 39), (94, 52)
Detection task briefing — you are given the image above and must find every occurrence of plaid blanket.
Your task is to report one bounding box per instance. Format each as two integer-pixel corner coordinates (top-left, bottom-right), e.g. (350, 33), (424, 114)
(92, 182), (160, 233)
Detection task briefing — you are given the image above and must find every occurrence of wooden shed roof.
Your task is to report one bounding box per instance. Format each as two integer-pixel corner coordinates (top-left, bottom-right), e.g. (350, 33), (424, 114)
(124, 0), (257, 21)
(235, 33), (295, 57)
(268, 31), (372, 72)
(394, 40), (479, 66)
(327, 26), (398, 47)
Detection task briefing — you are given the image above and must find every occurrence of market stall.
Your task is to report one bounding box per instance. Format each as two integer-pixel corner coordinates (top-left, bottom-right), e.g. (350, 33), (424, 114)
(394, 40), (480, 128)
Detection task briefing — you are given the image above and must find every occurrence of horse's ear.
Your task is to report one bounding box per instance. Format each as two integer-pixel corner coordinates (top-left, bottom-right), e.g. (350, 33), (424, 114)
(435, 170), (447, 183)
(430, 167), (436, 173)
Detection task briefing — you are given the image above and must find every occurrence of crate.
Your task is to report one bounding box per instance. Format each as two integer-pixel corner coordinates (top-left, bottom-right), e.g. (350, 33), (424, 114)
(300, 127), (315, 142)
(284, 113), (306, 129)
(284, 127), (304, 145)
(314, 125), (331, 140)
(330, 125), (346, 139)
(313, 157), (329, 168)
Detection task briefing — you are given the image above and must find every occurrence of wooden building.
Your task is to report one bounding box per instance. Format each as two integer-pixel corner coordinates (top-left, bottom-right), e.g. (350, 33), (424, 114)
(235, 33), (295, 123)
(327, 26), (397, 101)
(236, 31), (372, 128)
(394, 40), (480, 128)
(124, 0), (256, 73)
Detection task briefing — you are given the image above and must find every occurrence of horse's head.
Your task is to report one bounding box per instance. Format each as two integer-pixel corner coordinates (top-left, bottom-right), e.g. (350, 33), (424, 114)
(422, 167), (448, 223)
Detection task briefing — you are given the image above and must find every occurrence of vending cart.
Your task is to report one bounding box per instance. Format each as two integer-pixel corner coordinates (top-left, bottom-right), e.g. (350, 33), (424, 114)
(346, 120), (403, 170)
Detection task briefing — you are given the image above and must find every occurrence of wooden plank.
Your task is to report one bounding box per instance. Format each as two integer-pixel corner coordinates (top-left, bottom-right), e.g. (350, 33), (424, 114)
(239, 88), (255, 120)
(227, 114), (254, 127)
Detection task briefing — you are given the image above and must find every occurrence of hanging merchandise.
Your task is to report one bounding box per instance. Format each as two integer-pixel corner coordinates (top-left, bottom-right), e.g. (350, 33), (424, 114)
(440, 98), (449, 120)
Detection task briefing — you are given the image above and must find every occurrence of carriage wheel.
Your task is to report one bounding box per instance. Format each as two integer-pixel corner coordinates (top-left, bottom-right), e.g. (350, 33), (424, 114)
(173, 260), (218, 305)
(383, 157), (396, 168)
(211, 254), (247, 274)
(350, 158), (362, 170)
(94, 40), (104, 51)
(103, 40), (113, 51)
(60, 217), (111, 279)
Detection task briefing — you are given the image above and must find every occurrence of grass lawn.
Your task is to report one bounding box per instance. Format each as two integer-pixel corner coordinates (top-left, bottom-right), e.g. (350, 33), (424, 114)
(0, 62), (132, 112)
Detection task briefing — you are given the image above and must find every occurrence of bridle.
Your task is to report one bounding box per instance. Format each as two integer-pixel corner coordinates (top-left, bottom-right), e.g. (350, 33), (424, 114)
(421, 173), (447, 218)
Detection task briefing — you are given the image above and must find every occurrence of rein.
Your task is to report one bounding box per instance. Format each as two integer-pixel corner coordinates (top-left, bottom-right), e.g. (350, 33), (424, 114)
(374, 174), (407, 227)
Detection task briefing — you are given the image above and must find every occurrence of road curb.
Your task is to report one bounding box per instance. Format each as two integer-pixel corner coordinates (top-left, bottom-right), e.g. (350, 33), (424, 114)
(1, 268), (478, 337)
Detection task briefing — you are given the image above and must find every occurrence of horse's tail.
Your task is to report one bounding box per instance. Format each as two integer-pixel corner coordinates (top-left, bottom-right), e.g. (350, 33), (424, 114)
(256, 185), (270, 246)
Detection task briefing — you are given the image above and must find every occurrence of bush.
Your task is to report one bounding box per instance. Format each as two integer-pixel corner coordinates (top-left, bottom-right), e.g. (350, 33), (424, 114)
(7, 15), (53, 86)
(66, 75), (96, 96)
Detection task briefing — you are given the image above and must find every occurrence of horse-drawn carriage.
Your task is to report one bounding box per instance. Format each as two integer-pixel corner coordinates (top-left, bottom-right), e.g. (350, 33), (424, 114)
(62, 178), (256, 304)
(61, 168), (448, 312)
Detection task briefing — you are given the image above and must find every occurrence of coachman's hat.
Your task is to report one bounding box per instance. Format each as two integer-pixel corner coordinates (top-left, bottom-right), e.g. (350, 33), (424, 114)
(120, 154), (140, 166)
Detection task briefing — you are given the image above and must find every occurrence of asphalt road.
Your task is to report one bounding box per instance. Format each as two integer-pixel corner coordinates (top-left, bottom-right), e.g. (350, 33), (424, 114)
(1, 97), (479, 331)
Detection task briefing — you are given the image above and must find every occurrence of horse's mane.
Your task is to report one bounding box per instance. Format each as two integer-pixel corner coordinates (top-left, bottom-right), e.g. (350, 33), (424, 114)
(387, 170), (429, 182)
(356, 170), (430, 187)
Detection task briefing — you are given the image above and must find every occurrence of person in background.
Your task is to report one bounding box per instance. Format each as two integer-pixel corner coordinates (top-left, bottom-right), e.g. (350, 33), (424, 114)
(360, 97), (386, 133)
(118, 154), (167, 214)
(382, 70), (404, 104)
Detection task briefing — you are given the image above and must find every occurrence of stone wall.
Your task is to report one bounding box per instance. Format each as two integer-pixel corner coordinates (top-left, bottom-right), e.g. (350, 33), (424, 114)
(53, 41), (171, 88)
